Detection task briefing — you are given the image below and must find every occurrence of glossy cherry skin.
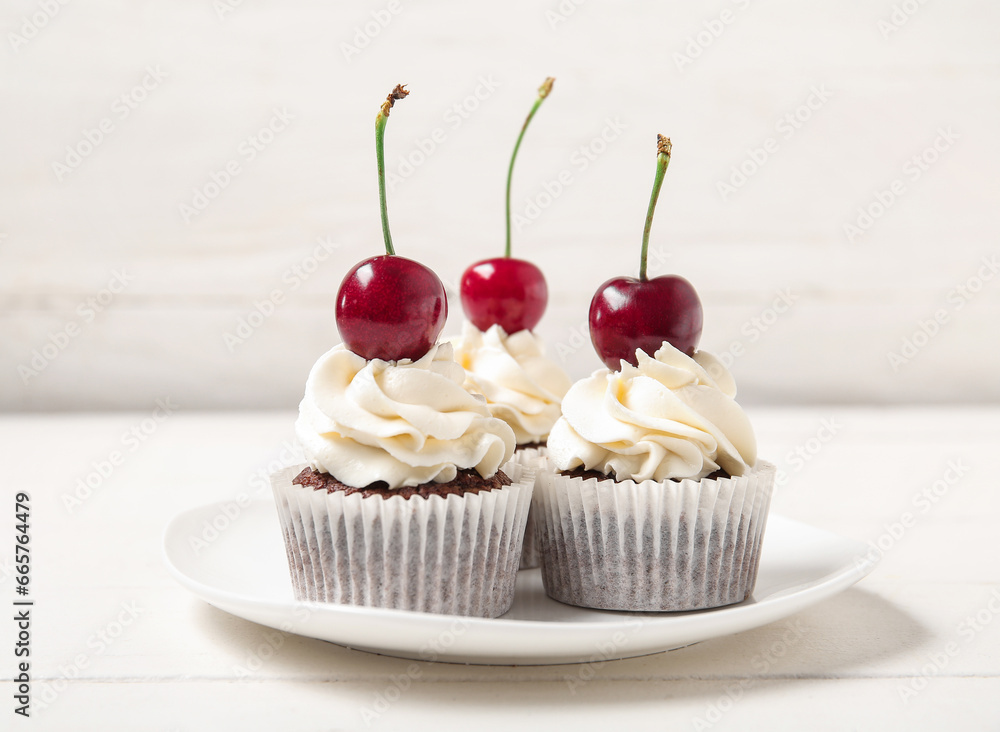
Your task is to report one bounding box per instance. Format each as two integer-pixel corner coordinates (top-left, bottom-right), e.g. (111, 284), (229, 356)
(460, 257), (548, 334)
(589, 275), (703, 370)
(336, 255), (447, 362)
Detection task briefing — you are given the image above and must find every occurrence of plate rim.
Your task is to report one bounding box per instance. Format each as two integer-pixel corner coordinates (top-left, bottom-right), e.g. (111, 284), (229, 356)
(163, 500), (877, 663)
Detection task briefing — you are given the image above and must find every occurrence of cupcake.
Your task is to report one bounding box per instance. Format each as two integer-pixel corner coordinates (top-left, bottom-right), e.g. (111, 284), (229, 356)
(270, 342), (534, 618)
(451, 78), (569, 569)
(536, 343), (775, 612)
(451, 322), (571, 568)
(271, 83), (534, 618)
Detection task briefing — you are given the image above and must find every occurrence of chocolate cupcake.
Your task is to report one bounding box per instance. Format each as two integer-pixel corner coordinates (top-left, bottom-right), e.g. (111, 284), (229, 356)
(535, 343), (775, 612)
(271, 342), (534, 618)
(450, 323), (571, 569)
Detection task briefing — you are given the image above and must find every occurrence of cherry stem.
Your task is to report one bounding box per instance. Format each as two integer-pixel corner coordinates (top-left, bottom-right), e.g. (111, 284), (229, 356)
(375, 84), (409, 256)
(505, 77), (554, 258)
(639, 135), (672, 282)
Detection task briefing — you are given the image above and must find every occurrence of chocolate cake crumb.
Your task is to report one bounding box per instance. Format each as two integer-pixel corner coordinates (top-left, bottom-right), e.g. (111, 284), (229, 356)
(293, 466), (511, 500)
(559, 467), (731, 482)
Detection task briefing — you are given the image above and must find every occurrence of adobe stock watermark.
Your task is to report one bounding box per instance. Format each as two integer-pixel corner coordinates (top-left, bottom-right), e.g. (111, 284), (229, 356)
(232, 605), (313, 679)
(554, 318), (592, 363)
(189, 439), (305, 555)
(512, 116), (626, 234)
(877, 0), (930, 39)
(716, 85), (833, 201)
(437, 272), (462, 303)
(222, 236), (340, 351)
(886, 254), (998, 372)
(359, 618), (472, 726)
(246, 439), (306, 495)
(844, 127), (959, 243)
(897, 586), (1000, 703)
(52, 65), (168, 182)
(772, 416), (842, 492)
(545, 0), (587, 29)
(188, 493), (257, 556)
(7, 0), (71, 53)
(62, 398), (181, 513)
(0, 556), (16, 589)
(341, 0), (403, 63)
(17, 268), (134, 385)
(178, 106), (294, 224)
(213, 0), (244, 21)
(386, 75), (501, 191)
(360, 663), (424, 726)
(708, 288), (799, 375)
(34, 601), (144, 711)
(673, 0), (752, 71)
(691, 619), (806, 730)
(556, 285), (797, 371)
(564, 618), (647, 694)
(853, 457), (970, 574)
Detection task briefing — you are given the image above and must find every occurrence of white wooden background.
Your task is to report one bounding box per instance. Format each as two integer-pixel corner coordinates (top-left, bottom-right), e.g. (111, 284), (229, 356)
(2, 0), (998, 411)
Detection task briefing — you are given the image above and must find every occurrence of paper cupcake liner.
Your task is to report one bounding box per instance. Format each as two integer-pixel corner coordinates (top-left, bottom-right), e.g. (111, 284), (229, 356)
(270, 461), (534, 618)
(511, 446), (549, 570)
(534, 461), (775, 611)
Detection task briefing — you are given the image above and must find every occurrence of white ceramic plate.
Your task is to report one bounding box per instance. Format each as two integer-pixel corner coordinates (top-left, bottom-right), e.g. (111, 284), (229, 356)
(163, 500), (876, 665)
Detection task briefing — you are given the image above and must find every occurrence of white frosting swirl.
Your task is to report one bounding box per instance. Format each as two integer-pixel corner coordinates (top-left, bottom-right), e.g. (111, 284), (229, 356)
(450, 323), (572, 444)
(547, 343), (757, 482)
(295, 342), (515, 489)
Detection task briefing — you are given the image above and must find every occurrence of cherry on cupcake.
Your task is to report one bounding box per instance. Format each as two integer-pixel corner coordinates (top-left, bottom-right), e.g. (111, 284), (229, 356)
(589, 135), (703, 370)
(459, 78), (554, 334)
(336, 85), (448, 362)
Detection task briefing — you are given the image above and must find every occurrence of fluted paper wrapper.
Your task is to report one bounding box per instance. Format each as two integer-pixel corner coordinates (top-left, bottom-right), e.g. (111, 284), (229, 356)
(534, 461), (775, 611)
(270, 461), (534, 618)
(511, 446), (548, 570)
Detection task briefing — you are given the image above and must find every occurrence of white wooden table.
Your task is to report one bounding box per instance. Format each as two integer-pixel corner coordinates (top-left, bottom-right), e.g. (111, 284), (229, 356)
(2, 406), (998, 730)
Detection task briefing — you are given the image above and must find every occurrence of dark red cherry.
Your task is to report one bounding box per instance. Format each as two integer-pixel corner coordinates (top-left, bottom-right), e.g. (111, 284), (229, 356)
(460, 257), (547, 333)
(334, 84), (446, 362)
(460, 78), (554, 335)
(589, 275), (702, 369)
(337, 255), (447, 362)
(588, 134), (705, 370)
